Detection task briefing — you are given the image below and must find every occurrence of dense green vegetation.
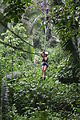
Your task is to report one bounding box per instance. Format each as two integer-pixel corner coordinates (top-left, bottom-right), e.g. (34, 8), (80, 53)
(0, 0), (80, 120)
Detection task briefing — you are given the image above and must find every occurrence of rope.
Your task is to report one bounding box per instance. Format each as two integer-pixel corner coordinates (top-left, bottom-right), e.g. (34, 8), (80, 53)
(0, 39), (56, 64)
(0, 40), (40, 55)
(41, 0), (49, 51)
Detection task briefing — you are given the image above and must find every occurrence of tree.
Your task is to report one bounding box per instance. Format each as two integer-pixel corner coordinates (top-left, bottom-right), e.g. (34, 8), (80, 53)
(50, 0), (80, 78)
(0, 0), (32, 22)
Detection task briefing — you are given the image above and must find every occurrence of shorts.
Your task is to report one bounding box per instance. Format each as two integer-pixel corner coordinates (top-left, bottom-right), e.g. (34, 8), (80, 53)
(41, 62), (48, 68)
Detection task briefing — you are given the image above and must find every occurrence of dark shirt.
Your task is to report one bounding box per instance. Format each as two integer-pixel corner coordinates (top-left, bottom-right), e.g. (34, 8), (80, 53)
(42, 57), (48, 63)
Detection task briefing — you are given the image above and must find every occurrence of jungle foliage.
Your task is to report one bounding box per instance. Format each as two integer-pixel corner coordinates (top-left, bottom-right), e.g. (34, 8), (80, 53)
(0, 0), (80, 120)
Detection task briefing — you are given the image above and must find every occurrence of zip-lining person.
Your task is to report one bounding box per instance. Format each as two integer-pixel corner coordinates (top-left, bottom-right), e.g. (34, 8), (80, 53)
(41, 51), (48, 80)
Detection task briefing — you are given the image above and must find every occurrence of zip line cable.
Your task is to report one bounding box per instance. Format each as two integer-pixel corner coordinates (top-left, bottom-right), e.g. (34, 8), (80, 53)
(40, 0), (49, 51)
(0, 40), (40, 55)
(0, 20), (56, 63)
(0, 39), (55, 63)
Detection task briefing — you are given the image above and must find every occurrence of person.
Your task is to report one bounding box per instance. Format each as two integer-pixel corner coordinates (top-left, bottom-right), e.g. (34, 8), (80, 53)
(41, 51), (48, 80)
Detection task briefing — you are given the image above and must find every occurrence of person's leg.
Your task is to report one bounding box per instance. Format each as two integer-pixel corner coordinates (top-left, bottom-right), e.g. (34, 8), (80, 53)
(44, 66), (47, 79)
(41, 66), (44, 78)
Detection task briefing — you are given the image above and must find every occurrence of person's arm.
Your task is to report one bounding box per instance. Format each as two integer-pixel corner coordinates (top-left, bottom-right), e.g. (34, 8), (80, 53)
(47, 56), (48, 63)
(41, 52), (44, 57)
(41, 53), (43, 57)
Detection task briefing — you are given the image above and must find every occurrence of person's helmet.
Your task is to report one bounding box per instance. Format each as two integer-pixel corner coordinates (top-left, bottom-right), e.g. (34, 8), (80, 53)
(45, 52), (48, 55)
